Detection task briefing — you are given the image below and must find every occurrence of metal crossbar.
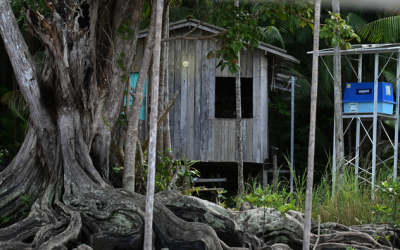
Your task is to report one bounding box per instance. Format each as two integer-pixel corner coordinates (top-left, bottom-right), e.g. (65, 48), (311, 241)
(345, 55), (359, 79)
(380, 120), (395, 149)
(379, 55), (398, 61)
(356, 120), (372, 151)
(320, 56), (334, 80)
(343, 117), (354, 135)
(343, 154), (359, 167)
(376, 156), (394, 167)
(378, 52), (395, 78)
(360, 122), (374, 144)
(358, 175), (373, 185)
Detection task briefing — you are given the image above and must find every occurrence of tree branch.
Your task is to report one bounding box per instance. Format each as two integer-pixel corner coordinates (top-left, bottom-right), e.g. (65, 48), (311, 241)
(0, 0), (57, 167)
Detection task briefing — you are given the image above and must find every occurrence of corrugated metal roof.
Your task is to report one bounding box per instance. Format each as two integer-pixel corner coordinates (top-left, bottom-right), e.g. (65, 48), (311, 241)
(307, 43), (400, 56)
(139, 18), (300, 64)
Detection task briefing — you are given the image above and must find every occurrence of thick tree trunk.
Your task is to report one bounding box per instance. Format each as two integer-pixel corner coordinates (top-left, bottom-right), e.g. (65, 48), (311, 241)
(303, 1), (321, 249)
(2, 1), (400, 249)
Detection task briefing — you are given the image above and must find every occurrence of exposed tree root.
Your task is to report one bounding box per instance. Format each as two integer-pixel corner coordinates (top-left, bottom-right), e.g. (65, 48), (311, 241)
(1, 147), (399, 250)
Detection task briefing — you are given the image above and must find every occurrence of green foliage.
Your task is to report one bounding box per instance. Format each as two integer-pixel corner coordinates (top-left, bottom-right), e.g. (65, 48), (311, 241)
(212, 187), (228, 207)
(10, 0), (50, 29)
(371, 178), (400, 238)
(21, 194), (33, 215)
(33, 51), (45, 72)
(138, 150), (200, 194)
(269, 96), (290, 116)
(346, 13), (367, 32)
(227, 159), (397, 226)
(320, 11), (361, 49)
(237, 178), (299, 217)
(359, 15), (400, 43)
(0, 91), (29, 156)
(0, 149), (9, 164)
(21, 194), (32, 208)
(258, 26), (285, 48)
(0, 215), (10, 225)
(205, 0), (316, 74)
(112, 165), (124, 173)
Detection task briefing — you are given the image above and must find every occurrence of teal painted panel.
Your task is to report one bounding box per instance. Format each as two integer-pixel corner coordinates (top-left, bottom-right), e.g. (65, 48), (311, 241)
(124, 73), (146, 120)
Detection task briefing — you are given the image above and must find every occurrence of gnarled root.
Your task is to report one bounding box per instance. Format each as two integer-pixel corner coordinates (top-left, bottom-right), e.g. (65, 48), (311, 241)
(0, 132), (398, 250)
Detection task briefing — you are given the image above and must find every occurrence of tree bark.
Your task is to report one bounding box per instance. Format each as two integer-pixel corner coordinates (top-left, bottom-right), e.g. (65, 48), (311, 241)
(234, 0), (244, 197)
(144, 0), (164, 248)
(123, 0), (157, 192)
(303, 1), (321, 249)
(3, 1), (399, 249)
(156, 2), (170, 162)
(332, 0), (345, 188)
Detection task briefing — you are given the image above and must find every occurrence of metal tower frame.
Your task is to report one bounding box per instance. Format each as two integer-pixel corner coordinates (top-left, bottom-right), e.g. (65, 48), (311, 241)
(308, 44), (400, 197)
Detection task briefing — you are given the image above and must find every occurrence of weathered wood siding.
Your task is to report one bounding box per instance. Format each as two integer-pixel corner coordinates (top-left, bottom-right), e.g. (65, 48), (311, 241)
(135, 28), (269, 163)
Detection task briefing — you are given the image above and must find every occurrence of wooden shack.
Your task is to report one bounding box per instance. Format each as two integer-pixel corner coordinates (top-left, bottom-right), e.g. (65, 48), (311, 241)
(135, 19), (299, 164)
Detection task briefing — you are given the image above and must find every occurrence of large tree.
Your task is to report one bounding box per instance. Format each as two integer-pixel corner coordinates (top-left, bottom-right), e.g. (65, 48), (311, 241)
(0, 0), (394, 249)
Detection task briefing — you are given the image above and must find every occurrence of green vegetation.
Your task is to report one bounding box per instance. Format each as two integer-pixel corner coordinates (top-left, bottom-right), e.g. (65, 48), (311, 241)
(227, 164), (397, 227)
(133, 150), (201, 194)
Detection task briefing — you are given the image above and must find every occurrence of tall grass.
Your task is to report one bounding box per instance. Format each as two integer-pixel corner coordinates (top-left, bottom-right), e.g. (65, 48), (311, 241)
(233, 160), (394, 226)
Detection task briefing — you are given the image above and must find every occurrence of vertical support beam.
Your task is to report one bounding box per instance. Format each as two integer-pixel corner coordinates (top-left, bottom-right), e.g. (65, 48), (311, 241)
(263, 162), (268, 187)
(355, 53), (362, 191)
(372, 52), (379, 200)
(394, 51), (400, 183)
(290, 76), (295, 193)
(355, 118), (360, 191)
(358, 54), (362, 83)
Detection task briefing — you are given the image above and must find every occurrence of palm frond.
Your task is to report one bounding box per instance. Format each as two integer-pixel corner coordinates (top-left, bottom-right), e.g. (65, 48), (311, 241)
(9, 105), (28, 123)
(318, 56), (334, 94)
(1, 90), (29, 115)
(169, 6), (194, 22)
(359, 15), (400, 43)
(294, 25), (312, 44)
(346, 13), (367, 32)
(170, 0), (182, 8)
(259, 26), (285, 48)
(286, 68), (332, 108)
(33, 51), (45, 72)
(382, 68), (398, 91)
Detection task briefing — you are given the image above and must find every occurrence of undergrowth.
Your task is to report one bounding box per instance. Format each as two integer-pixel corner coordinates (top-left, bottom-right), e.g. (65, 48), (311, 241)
(229, 159), (395, 226)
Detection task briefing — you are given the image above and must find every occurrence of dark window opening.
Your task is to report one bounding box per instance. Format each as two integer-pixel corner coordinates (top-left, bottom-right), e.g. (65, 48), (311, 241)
(215, 77), (253, 118)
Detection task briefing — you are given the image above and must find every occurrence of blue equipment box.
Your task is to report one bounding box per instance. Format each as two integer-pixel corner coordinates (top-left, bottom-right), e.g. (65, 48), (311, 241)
(343, 82), (396, 115)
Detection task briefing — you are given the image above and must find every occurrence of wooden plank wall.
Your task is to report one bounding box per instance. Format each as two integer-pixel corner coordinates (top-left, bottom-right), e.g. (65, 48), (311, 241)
(215, 43), (253, 78)
(135, 29), (269, 163)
